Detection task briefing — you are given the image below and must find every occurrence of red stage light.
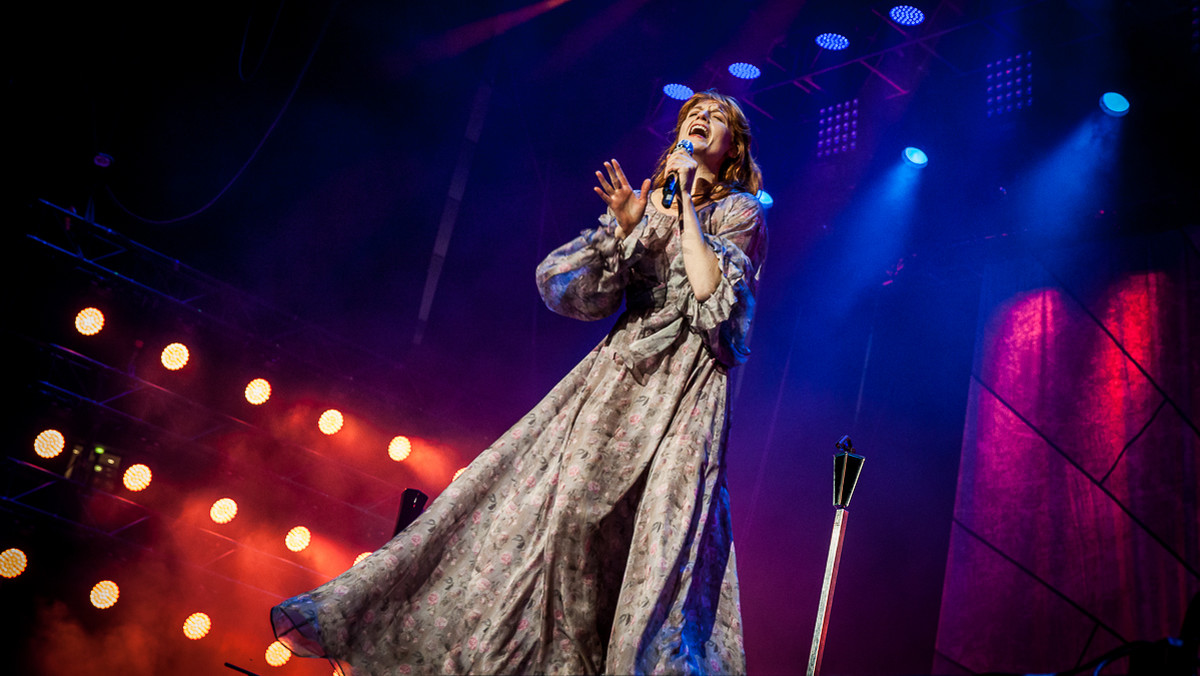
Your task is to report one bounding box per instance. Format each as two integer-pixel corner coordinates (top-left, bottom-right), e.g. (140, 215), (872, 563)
(318, 409), (344, 435)
(244, 378), (271, 405)
(90, 580), (120, 609)
(0, 548), (28, 578)
(74, 307), (105, 336)
(161, 343), (190, 370)
(122, 464), (152, 492)
(34, 429), (65, 459)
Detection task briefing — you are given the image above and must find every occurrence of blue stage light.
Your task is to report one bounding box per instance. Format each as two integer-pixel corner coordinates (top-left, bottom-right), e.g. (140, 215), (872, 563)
(728, 62), (761, 80)
(889, 5), (925, 26)
(815, 33), (850, 51)
(755, 189), (774, 210)
(903, 146), (928, 168)
(1099, 92), (1130, 117)
(662, 83), (694, 101)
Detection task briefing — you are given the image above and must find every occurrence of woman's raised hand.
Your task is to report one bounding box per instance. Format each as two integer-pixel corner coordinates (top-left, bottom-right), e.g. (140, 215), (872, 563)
(594, 159), (651, 238)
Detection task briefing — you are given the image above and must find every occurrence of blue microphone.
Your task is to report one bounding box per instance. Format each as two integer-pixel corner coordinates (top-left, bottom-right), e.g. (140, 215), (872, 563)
(662, 139), (694, 208)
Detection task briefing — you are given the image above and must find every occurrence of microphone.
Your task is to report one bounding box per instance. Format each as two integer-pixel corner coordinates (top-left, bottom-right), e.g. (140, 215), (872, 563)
(662, 139), (694, 208)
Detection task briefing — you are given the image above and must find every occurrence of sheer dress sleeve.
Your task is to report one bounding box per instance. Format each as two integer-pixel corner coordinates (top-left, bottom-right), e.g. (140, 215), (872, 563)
(535, 199), (675, 321)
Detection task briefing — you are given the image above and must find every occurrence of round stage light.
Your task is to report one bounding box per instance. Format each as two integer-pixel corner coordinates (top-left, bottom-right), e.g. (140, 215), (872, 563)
(354, 552), (372, 565)
(34, 429), (65, 459)
(388, 436), (412, 462)
(210, 498), (238, 524)
(889, 5), (926, 26)
(265, 641), (292, 667)
(123, 464), (152, 492)
(452, 467), (467, 482)
(903, 146), (929, 168)
(244, 378), (272, 405)
(0, 548), (28, 578)
(755, 190), (774, 210)
(161, 343), (190, 370)
(728, 62), (761, 80)
(182, 612), (212, 640)
(285, 526), (311, 552)
(318, 409), (344, 435)
(815, 33), (850, 51)
(662, 83), (694, 101)
(90, 580), (120, 609)
(74, 307), (105, 336)
(1099, 91), (1129, 117)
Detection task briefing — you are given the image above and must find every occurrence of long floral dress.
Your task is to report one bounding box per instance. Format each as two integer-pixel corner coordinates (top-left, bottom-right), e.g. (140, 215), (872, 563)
(271, 189), (767, 675)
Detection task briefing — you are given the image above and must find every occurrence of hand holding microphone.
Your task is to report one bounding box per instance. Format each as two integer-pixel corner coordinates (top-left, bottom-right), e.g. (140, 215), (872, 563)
(662, 139), (694, 208)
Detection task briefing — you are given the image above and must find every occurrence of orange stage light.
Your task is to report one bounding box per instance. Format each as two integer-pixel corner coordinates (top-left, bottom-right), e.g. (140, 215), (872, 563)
(90, 580), (120, 609)
(388, 435), (412, 462)
(34, 429), (65, 459)
(318, 409), (344, 435)
(161, 342), (190, 370)
(245, 378), (272, 405)
(285, 526), (311, 552)
(453, 467), (467, 481)
(122, 464), (152, 491)
(182, 612), (212, 640)
(0, 548), (28, 578)
(74, 307), (105, 336)
(265, 641), (292, 666)
(354, 552), (372, 565)
(210, 498), (238, 524)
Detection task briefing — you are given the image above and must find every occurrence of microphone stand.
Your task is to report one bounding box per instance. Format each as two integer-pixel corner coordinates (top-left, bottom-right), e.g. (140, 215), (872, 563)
(807, 435), (865, 676)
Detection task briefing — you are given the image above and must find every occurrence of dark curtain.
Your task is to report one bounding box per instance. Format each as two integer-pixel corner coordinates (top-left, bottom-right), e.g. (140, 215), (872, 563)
(933, 226), (1200, 674)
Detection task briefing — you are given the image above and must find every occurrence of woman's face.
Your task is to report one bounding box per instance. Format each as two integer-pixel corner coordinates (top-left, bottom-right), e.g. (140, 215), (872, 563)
(678, 99), (735, 163)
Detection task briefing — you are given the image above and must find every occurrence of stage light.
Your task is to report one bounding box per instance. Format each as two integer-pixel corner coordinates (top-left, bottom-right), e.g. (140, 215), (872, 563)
(1099, 92), (1130, 117)
(662, 83), (694, 101)
(265, 641), (292, 667)
(210, 498), (238, 524)
(388, 436), (412, 462)
(815, 33), (850, 51)
(0, 548), (28, 578)
(285, 526), (311, 552)
(985, 51), (1033, 118)
(34, 429), (65, 459)
(903, 146), (928, 168)
(318, 409), (344, 435)
(90, 580), (120, 609)
(755, 190), (774, 210)
(889, 5), (925, 26)
(122, 464), (152, 492)
(354, 552), (371, 565)
(244, 378), (272, 405)
(453, 467), (467, 481)
(728, 62), (761, 80)
(182, 612), (211, 640)
(161, 342), (190, 370)
(74, 307), (105, 336)
(816, 99), (859, 158)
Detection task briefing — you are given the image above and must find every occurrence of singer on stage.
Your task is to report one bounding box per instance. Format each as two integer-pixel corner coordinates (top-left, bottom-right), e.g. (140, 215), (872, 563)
(271, 89), (767, 675)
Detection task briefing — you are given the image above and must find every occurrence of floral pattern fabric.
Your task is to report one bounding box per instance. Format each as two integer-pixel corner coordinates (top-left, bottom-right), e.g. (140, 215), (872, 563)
(271, 191), (767, 675)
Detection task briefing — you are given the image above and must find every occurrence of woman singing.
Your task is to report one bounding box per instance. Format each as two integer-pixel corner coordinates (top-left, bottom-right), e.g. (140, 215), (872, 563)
(271, 89), (767, 675)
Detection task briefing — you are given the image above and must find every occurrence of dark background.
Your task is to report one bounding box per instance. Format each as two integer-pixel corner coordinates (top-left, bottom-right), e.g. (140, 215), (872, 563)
(5, 1), (1197, 674)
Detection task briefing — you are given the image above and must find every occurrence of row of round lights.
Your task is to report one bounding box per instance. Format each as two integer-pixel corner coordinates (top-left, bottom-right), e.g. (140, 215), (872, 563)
(73, 306), (418, 446)
(817, 5), (926, 52)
